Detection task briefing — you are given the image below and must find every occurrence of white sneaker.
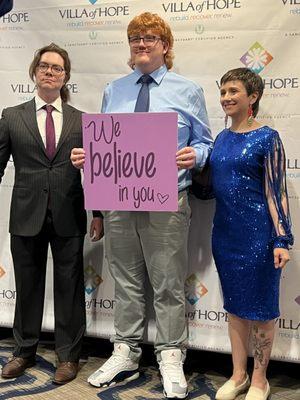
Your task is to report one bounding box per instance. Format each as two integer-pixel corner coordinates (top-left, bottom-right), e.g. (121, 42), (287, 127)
(87, 343), (139, 387)
(159, 349), (188, 399)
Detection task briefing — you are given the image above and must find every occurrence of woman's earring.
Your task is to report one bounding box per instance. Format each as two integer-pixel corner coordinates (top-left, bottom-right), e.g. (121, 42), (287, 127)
(225, 114), (228, 129)
(247, 104), (254, 126)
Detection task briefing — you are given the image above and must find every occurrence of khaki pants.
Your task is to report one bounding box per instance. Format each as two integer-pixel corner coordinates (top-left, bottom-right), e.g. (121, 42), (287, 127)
(103, 191), (191, 362)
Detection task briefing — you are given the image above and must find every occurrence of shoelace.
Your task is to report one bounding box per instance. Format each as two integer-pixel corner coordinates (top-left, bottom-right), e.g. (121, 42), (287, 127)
(59, 362), (76, 369)
(161, 361), (183, 382)
(101, 353), (127, 371)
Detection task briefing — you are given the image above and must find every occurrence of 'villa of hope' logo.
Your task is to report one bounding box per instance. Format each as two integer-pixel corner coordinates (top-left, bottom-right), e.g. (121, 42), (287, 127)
(89, 31), (98, 40)
(240, 42), (273, 74)
(89, 0), (98, 4)
(195, 24), (205, 34)
(84, 264), (103, 295)
(185, 273), (208, 305)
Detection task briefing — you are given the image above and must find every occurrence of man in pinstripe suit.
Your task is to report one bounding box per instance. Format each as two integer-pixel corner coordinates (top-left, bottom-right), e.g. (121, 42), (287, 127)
(0, 43), (103, 384)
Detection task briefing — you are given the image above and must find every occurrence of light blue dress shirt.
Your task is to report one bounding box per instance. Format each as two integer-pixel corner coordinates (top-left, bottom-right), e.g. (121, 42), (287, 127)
(101, 64), (213, 191)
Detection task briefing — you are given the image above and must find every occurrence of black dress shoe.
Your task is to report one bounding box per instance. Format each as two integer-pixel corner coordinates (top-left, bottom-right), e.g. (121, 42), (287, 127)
(1, 356), (36, 378)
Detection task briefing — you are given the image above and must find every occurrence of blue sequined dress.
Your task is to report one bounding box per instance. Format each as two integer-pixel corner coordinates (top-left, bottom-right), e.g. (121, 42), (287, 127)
(210, 126), (293, 321)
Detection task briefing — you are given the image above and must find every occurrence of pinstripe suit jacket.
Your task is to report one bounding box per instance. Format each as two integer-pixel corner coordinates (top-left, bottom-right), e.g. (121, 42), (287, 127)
(0, 98), (87, 237)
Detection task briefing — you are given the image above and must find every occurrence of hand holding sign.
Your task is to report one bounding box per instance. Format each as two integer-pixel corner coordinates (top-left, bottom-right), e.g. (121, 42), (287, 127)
(71, 148), (85, 169)
(176, 146), (196, 170)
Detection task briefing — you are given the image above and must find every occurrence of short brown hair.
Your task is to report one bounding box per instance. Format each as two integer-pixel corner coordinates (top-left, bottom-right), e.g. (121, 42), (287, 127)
(29, 43), (71, 103)
(127, 12), (174, 70)
(220, 68), (264, 117)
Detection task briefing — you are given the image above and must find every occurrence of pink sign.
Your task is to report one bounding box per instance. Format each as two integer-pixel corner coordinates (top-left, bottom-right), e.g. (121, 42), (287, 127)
(82, 112), (178, 211)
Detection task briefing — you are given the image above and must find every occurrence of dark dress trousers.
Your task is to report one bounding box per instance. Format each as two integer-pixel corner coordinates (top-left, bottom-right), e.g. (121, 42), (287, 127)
(0, 98), (87, 361)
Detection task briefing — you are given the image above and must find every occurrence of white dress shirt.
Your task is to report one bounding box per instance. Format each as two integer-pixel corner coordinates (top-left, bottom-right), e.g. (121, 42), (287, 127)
(35, 95), (63, 148)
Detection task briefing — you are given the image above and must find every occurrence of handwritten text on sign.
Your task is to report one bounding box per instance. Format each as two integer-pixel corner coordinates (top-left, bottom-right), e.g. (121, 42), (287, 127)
(83, 112), (178, 211)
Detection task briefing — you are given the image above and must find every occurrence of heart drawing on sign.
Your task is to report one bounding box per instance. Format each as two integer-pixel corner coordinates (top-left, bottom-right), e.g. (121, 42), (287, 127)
(157, 193), (169, 204)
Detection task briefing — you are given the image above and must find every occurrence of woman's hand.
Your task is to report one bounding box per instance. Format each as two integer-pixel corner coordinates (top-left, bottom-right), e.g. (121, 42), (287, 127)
(274, 248), (290, 269)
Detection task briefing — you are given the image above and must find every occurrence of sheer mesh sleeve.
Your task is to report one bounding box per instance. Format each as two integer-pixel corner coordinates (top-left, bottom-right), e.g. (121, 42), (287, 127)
(264, 132), (293, 249)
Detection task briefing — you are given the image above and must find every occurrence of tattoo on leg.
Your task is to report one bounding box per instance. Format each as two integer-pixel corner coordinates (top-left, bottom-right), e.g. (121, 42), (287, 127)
(252, 324), (271, 369)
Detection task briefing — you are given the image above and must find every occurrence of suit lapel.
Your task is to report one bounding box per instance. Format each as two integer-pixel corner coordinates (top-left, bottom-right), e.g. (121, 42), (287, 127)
(55, 102), (74, 155)
(20, 98), (47, 156)
(20, 100), (76, 161)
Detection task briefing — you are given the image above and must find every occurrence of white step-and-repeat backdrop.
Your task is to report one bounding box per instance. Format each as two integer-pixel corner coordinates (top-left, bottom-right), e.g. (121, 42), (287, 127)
(0, 0), (299, 362)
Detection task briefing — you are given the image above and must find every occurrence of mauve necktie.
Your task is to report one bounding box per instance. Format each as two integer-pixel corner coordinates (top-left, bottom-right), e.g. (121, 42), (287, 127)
(43, 104), (56, 159)
(134, 74), (153, 112)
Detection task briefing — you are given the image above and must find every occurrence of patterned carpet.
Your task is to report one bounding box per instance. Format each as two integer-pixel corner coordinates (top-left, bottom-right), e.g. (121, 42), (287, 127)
(0, 337), (299, 399)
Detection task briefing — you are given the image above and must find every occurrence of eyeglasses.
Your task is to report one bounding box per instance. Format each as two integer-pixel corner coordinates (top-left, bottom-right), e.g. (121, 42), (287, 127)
(37, 62), (65, 75)
(128, 35), (162, 47)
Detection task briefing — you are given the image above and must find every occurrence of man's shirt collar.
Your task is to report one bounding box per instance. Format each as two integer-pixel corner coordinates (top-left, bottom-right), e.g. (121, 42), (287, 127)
(134, 64), (168, 85)
(35, 95), (63, 113)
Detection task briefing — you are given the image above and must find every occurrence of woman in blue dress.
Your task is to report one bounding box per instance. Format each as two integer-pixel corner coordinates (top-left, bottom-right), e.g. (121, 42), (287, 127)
(211, 68), (293, 400)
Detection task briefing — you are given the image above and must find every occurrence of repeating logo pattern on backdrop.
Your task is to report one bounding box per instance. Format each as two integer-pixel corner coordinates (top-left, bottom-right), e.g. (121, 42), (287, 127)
(84, 264), (103, 295)
(185, 273), (208, 305)
(240, 42), (273, 73)
(0, 266), (5, 279)
(0, 0), (299, 363)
